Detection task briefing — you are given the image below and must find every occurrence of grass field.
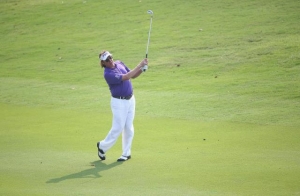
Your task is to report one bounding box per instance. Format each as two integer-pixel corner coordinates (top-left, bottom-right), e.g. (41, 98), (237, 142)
(1, 0), (300, 195)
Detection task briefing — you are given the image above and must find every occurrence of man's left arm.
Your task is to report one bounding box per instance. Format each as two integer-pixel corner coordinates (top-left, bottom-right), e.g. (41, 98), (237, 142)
(131, 69), (143, 79)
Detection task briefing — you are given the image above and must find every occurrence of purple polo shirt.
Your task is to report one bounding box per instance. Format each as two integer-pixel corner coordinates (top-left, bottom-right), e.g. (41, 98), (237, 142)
(104, 60), (133, 97)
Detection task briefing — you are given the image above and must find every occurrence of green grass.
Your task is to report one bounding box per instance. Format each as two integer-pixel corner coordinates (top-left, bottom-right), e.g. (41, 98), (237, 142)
(1, 104), (299, 195)
(1, 0), (300, 195)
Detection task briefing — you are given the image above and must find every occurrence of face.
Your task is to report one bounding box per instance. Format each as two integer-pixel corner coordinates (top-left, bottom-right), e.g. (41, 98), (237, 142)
(102, 56), (114, 68)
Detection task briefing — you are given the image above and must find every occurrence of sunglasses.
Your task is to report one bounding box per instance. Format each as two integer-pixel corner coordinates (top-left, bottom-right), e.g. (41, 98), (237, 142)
(105, 56), (112, 62)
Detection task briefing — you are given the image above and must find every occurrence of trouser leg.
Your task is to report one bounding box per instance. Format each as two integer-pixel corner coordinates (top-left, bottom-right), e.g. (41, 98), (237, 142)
(122, 96), (135, 156)
(100, 98), (127, 152)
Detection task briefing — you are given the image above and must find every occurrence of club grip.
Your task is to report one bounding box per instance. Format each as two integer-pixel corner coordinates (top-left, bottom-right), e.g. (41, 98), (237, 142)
(142, 65), (148, 72)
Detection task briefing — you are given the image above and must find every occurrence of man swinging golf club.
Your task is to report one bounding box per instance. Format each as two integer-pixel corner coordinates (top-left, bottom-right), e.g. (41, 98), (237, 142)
(97, 51), (148, 161)
(97, 10), (153, 162)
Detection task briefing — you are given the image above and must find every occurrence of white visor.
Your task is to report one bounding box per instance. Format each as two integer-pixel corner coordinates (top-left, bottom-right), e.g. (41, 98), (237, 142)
(100, 51), (112, 61)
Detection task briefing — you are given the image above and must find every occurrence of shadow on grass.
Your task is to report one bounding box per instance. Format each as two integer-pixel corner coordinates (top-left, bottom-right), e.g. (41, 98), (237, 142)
(46, 160), (122, 183)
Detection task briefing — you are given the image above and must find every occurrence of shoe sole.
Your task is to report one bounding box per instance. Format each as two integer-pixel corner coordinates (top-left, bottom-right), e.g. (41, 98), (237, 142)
(97, 142), (106, 160)
(117, 155), (131, 162)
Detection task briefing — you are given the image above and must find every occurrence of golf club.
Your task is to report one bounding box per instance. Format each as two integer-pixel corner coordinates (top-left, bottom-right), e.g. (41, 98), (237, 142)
(142, 10), (153, 72)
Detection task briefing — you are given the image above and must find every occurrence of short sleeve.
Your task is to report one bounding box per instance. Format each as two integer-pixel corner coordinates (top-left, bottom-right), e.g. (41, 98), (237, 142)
(104, 72), (122, 84)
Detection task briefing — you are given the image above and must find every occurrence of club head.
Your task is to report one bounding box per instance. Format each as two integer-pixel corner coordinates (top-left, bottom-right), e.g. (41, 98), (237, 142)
(147, 10), (153, 15)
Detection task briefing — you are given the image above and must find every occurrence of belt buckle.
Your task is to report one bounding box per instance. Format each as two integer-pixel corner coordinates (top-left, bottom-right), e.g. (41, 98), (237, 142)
(113, 95), (132, 100)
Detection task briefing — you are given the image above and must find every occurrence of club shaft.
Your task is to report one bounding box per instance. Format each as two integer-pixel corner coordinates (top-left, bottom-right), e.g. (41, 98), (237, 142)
(146, 16), (153, 58)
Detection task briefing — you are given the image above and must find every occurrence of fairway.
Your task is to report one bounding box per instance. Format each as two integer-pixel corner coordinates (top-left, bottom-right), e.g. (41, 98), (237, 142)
(1, 0), (300, 195)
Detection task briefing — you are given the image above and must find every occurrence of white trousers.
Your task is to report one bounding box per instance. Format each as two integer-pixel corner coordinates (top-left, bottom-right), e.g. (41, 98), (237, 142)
(100, 95), (135, 156)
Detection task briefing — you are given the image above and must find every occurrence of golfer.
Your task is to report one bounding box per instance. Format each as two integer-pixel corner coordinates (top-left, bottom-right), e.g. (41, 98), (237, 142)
(97, 50), (148, 161)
